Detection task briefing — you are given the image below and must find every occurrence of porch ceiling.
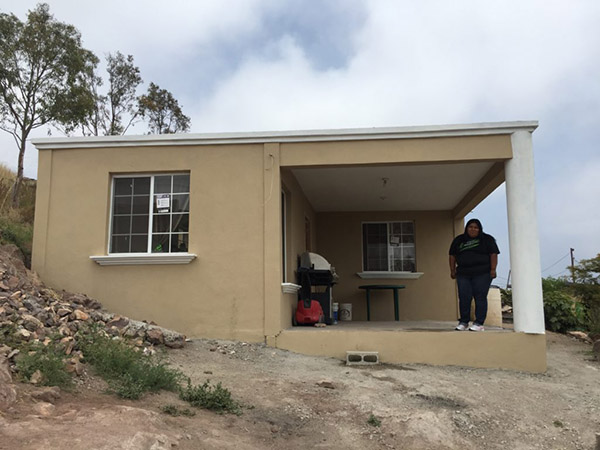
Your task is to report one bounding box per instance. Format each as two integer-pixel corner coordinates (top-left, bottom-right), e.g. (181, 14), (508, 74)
(291, 162), (496, 212)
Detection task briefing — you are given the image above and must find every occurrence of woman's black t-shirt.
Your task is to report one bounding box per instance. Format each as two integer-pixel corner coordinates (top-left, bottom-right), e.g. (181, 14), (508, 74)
(449, 233), (500, 276)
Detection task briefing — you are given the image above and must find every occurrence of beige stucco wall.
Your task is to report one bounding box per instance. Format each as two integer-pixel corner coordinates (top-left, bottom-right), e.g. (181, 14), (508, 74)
(280, 135), (512, 167)
(315, 211), (457, 322)
(33, 144), (267, 342)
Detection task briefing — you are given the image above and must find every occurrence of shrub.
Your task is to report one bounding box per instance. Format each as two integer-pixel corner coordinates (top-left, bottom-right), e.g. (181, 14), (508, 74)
(542, 277), (570, 293)
(0, 320), (23, 348)
(570, 283), (600, 333)
(543, 288), (586, 333)
(0, 216), (33, 264)
(179, 379), (242, 415)
(15, 343), (72, 388)
(500, 288), (512, 307)
(79, 328), (184, 399)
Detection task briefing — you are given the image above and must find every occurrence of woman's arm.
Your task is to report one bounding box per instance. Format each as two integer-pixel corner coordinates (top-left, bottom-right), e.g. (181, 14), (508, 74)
(449, 255), (457, 279)
(490, 253), (498, 279)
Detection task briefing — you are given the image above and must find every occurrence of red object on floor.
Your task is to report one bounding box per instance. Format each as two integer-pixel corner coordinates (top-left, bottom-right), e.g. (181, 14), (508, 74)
(295, 299), (324, 325)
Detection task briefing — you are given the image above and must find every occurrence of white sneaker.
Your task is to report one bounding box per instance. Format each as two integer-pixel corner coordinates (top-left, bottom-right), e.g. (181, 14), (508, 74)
(455, 323), (468, 331)
(469, 324), (484, 332)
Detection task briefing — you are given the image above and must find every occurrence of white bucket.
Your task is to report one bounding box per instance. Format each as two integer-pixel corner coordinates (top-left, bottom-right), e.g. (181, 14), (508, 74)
(339, 303), (353, 321)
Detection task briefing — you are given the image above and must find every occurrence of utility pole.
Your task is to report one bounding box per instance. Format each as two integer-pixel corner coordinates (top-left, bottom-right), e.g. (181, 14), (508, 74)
(570, 248), (575, 283)
(506, 269), (511, 289)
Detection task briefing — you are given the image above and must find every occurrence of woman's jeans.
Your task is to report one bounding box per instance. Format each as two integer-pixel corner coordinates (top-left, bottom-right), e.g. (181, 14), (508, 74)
(457, 272), (492, 325)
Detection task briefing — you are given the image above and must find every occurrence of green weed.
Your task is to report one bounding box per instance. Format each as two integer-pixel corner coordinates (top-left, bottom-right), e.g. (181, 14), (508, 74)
(179, 379), (242, 415)
(367, 413), (382, 427)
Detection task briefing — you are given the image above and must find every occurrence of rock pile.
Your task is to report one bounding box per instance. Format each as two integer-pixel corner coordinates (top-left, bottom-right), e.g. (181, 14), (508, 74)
(0, 244), (186, 384)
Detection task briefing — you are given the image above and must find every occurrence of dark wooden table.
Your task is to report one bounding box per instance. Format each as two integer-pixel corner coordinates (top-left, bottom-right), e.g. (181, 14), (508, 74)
(358, 284), (406, 321)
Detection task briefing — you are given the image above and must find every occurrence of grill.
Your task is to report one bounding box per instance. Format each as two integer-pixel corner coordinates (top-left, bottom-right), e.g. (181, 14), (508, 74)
(297, 252), (338, 324)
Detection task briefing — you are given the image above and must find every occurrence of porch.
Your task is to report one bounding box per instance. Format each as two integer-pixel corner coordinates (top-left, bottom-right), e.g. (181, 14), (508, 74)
(271, 321), (547, 373)
(264, 122), (546, 372)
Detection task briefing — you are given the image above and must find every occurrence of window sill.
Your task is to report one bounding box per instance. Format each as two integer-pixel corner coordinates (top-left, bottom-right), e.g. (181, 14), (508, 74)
(281, 283), (301, 294)
(90, 253), (197, 266)
(357, 271), (424, 280)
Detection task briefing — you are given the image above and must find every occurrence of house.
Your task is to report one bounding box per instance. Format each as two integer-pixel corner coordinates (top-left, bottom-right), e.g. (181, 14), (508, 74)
(31, 121), (546, 372)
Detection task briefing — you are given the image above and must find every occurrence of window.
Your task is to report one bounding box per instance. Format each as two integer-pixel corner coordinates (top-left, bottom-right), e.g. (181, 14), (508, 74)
(110, 174), (190, 254)
(362, 221), (415, 272)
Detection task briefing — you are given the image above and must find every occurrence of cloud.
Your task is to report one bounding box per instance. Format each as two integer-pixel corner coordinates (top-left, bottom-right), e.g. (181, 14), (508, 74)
(186, 0), (600, 134)
(0, 1), (266, 53)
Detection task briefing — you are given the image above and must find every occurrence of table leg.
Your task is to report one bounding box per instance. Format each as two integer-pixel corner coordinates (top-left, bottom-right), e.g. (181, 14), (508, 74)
(393, 288), (399, 321)
(366, 289), (371, 321)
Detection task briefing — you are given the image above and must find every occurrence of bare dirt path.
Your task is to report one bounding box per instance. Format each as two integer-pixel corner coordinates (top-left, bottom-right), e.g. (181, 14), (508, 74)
(1, 332), (598, 450)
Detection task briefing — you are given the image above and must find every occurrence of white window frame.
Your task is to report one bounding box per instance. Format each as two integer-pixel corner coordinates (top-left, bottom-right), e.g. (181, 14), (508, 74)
(357, 220), (423, 280)
(90, 172), (196, 266)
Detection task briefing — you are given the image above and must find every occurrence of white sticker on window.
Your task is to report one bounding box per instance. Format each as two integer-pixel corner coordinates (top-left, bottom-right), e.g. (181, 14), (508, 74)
(156, 194), (170, 212)
(390, 236), (400, 245)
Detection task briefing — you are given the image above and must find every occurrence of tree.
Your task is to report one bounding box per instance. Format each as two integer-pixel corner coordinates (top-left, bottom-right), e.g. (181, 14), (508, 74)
(76, 67), (104, 137)
(138, 82), (190, 134)
(569, 254), (600, 333)
(572, 254), (600, 285)
(80, 52), (142, 136)
(0, 4), (98, 206)
(105, 52), (142, 135)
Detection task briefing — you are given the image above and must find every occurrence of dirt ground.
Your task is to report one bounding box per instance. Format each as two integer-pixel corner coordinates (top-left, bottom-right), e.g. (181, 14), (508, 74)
(0, 331), (598, 450)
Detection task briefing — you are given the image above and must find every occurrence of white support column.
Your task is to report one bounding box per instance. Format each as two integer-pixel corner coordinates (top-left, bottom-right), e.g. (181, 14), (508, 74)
(505, 130), (545, 334)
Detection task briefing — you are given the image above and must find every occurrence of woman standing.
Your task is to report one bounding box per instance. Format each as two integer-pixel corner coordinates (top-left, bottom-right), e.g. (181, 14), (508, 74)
(449, 218), (499, 331)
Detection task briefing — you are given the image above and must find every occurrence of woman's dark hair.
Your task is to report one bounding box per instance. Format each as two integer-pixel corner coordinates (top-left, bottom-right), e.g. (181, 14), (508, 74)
(464, 218), (483, 235)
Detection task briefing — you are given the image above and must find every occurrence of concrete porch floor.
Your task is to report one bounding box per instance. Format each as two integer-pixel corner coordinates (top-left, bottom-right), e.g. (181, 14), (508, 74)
(271, 320), (546, 372)
(286, 320), (511, 332)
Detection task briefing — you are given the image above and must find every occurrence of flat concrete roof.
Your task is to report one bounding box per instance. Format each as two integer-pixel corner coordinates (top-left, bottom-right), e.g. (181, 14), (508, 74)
(32, 120), (538, 150)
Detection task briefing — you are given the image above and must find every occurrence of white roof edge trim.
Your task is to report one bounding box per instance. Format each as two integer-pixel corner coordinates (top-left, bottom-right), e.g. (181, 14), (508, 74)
(32, 121), (539, 150)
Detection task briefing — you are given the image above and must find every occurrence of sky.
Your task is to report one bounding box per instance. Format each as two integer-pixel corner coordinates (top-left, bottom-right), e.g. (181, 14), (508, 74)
(1, 0), (599, 284)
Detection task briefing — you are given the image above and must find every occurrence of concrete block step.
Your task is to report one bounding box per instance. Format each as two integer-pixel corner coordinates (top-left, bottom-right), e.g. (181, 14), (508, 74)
(346, 351), (380, 366)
